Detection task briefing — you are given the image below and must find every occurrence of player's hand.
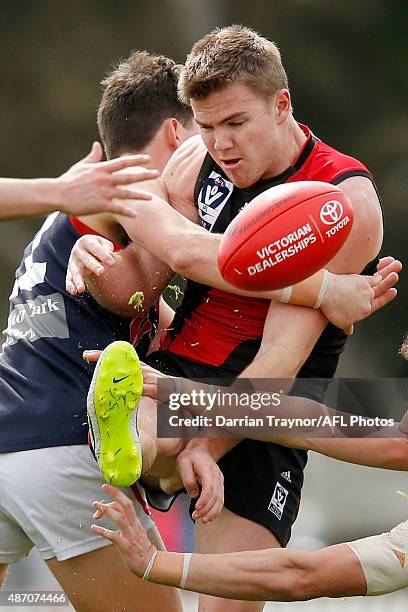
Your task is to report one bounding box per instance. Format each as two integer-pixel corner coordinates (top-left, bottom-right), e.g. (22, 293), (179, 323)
(66, 234), (116, 295)
(372, 256), (402, 312)
(321, 272), (377, 334)
(176, 439), (224, 523)
(83, 349), (102, 363)
(321, 257), (401, 334)
(141, 363), (170, 399)
(91, 483), (156, 578)
(56, 142), (159, 217)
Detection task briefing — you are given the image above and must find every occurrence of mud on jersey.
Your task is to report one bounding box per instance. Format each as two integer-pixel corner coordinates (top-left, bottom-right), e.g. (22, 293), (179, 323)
(161, 123), (380, 377)
(0, 213), (156, 452)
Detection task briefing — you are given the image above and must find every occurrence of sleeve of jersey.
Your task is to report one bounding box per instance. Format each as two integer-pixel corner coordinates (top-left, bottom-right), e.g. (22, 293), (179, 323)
(69, 216), (123, 252)
(328, 156), (374, 186)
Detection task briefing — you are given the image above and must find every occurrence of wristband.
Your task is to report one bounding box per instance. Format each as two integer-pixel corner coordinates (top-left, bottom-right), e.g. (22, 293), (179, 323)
(180, 553), (193, 589)
(142, 549), (158, 581)
(313, 269), (330, 309)
(278, 269), (327, 309)
(280, 286), (293, 303)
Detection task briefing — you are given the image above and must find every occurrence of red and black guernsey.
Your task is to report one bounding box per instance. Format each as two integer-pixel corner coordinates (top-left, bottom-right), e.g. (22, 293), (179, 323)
(161, 124), (380, 376)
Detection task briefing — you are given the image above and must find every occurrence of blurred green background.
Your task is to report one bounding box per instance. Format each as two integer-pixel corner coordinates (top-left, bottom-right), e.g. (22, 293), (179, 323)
(0, 0), (407, 375)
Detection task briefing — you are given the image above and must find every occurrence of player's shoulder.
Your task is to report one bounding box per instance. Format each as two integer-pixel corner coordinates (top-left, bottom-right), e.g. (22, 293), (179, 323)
(162, 135), (206, 216)
(308, 136), (379, 209)
(163, 135), (206, 182)
(174, 134), (206, 159)
(312, 136), (370, 180)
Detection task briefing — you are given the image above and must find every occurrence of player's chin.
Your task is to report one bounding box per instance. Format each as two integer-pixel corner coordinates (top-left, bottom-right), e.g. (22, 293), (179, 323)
(229, 166), (264, 190)
(225, 169), (254, 189)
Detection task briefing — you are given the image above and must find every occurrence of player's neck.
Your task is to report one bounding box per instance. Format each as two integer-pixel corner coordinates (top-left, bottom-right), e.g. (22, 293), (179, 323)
(121, 137), (171, 174)
(265, 118), (307, 179)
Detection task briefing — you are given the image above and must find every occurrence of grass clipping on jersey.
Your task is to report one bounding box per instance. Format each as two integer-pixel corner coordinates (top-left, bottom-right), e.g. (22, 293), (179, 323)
(128, 291), (144, 312)
(167, 284), (184, 301)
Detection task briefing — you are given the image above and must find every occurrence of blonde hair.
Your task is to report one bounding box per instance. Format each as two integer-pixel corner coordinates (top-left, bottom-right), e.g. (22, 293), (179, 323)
(179, 25), (288, 104)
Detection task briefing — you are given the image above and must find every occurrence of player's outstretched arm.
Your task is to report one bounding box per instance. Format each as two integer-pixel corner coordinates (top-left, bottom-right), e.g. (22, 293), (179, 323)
(91, 484), (408, 601)
(65, 141), (398, 327)
(65, 222), (399, 333)
(141, 363), (408, 471)
(0, 142), (158, 221)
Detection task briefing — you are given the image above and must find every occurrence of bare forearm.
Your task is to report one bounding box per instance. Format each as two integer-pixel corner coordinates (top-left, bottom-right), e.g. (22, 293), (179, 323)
(179, 434), (241, 463)
(0, 178), (61, 220)
(121, 195), (295, 301)
(302, 436), (408, 471)
(149, 548), (309, 601)
(174, 378), (408, 470)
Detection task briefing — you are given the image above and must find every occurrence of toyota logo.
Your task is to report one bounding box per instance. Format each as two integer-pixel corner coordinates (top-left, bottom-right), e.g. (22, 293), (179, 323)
(320, 200), (344, 225)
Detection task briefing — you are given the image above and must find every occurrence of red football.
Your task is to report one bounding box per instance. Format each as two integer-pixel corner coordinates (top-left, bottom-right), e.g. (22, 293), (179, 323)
(218, 181), (353, 291)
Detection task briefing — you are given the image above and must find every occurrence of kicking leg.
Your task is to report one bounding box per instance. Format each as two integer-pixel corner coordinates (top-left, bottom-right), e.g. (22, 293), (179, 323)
(87, 341), (184, 488)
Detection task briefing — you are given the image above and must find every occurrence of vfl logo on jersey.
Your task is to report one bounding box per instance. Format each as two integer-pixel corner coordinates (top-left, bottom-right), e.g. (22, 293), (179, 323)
(198, 171), (234, 231)
(268, 481), (289, 520)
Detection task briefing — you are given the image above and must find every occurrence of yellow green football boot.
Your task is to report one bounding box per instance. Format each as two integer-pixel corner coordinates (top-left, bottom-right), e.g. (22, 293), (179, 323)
(87, 341), (143, 487)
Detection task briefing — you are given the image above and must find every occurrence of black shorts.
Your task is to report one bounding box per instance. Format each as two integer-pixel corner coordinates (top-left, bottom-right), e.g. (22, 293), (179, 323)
(145, 349), (309, 547)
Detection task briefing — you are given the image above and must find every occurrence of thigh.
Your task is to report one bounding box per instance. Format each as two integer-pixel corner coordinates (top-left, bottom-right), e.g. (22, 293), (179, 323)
(0, 445), (155, 561)
(196, 506), (281, 612)
(195, 441), (305, 611)
(47, 534), (183, 612)
(0, 506), (33, 564)
(0, 453), (37, 563)
(218, 439), (307, 547)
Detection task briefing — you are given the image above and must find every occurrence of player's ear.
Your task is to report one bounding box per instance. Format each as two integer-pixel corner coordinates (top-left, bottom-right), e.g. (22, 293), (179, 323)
(164, 118), (182, 150)
(275, 89), (291, 123)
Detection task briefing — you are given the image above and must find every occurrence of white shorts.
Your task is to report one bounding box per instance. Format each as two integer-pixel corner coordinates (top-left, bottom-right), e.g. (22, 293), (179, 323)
(0, 445), (156, 563)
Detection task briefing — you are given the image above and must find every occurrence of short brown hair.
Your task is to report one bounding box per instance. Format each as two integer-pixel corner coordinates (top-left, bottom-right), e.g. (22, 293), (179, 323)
(179, 25), (288, 104)
(98, 51), (193, 159)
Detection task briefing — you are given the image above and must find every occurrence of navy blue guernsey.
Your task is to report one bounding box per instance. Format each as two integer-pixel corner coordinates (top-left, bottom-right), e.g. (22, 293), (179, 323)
(0, 213), (153, 452)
